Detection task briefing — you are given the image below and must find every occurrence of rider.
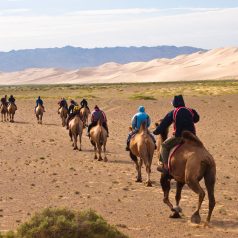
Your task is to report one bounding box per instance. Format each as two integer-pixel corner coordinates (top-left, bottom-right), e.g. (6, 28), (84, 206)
(35, 96), (45, 112)
(80, 98), (90, 111)
(58, 97), (68, 113)
(126, 106), (156, 151)
(8, 95), (17, 110)
(153, 95), (199, 174)
(66, 99), (78, 129)
(0, 95), (8, 107)
(87, 105), (109, 137)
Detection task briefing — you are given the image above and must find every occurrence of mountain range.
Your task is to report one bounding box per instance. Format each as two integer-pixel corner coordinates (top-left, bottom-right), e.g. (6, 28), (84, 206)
(0, 46), (205, 72)
(0, 47), (237, 85)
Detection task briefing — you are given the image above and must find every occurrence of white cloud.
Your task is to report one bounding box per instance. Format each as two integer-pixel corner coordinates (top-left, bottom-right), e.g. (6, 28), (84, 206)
(0, 7), (237, 51)
(0, 8), (30, 16)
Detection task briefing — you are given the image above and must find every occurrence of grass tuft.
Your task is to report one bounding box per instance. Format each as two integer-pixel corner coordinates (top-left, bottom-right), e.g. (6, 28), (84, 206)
(0, 208), (128, 238)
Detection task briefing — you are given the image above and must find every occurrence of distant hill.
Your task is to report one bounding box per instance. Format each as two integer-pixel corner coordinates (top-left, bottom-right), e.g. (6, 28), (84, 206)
(0, 46), (206, 72)
(0, 47), (237, 85)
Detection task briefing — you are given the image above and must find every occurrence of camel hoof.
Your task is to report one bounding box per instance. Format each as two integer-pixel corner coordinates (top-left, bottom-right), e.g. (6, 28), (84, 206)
(94, 155), (98, 160)
(79, 148), (82, 151)
(146, 181), (152, 187)
(191, 212), (201, 224)
(104, 157), (108, 162)
(98, 157), (103, 161)
(172, 206), (182, 213)
(135, 178), (142, 183)
(170, 212), (181, 219)
(73, 147), (78, 150)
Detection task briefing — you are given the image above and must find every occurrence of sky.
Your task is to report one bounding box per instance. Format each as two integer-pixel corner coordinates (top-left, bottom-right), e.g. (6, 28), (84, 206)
(0, 0), (238, 51)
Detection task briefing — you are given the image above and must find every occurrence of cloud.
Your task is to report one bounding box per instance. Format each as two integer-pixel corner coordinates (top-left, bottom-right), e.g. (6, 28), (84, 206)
(0, 7), (237, 51)
(0, 8), (30, 16)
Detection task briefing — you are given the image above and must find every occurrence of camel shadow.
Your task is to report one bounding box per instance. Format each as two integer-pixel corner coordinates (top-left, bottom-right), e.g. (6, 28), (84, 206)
(211, 219), (238, 230)
(14, 121), (31, 125)
(108, 159), (132, 165)
(43, 123), (59, 126)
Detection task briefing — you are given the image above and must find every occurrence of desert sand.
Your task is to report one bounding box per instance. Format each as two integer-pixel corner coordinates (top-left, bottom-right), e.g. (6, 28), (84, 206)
(0, 48), (238, 85)
(0, 83), (237, 238)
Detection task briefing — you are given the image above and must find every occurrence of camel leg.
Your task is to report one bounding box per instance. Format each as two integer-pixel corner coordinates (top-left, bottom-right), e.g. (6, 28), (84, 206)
(130, 151), (142, 183)
(98, 144), (103, 161)
(169, 182), (185, 218)
(79, 134), (82, 151)
(160, 174), (174, 213)
(73, 135), (78, 150)
(103, 144), (108, 162)
(145, 162), (152, 187)
(94, 145), (97, 160)
(187, 180), (205, 224)
(204, 168), (216, 223)
(69, 129), (73, 142)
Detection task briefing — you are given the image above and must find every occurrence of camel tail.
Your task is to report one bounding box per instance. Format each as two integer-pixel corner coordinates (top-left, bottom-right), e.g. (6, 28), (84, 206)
(182, 131), (204, 147)
(99, 129), (104, 146)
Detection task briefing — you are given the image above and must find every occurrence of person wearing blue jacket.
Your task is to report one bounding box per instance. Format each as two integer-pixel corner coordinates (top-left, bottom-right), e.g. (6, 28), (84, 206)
(126, 106), (155, 151)
(35, 96), (45, 112)
(153, 95), (199, 173)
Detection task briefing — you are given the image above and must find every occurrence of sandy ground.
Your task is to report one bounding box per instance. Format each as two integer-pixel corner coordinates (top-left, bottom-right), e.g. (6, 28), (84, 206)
(0, 93), (238, 238)
(0, 48), (238, 84)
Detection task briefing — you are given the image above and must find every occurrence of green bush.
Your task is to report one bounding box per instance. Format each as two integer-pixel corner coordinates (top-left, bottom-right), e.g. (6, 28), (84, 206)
(2, 208), (128, 238)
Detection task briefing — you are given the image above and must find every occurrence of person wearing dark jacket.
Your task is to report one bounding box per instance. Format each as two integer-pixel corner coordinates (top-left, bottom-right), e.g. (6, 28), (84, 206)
(87, 105), (109, 137)
(66, 100), (78, 129)
(1, 95), (8, 107)
(80, 98), (90, 111)
(58, 98), (68, 113)
(8, 95), (17, 110)
(153, 95), (199, 173)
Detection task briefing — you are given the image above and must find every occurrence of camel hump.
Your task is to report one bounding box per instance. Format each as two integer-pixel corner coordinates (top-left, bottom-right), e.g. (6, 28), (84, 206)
(139, 121), (147, 133)
(182, 131), (203, 147)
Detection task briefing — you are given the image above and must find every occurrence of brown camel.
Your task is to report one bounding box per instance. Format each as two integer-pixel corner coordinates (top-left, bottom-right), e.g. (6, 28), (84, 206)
(59, 106), (68, 127)
(7, 102), (17, 123)
(0, 104), (8, 122)
(69, 114), (83, 150)
(80, 106), (90, 128)
(156, 123), (216, 224)
(35, 105), (44, 124)
(129, 122), (155, 187)
(89, 119), (108, 162)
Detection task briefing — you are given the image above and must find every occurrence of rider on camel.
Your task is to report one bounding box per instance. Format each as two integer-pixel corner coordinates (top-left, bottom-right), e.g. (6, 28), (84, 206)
(153, 95), (199, 174)
(0, 95), (8, 107)
(35, 96), (45, 112)
(126, 106), (156, 151)
(87, 105), (109, 137)
(58, 98), (68, 114)
(66, 99), (78, 129)
(80, 98), (90, 111)
(8, 95), (17, 110)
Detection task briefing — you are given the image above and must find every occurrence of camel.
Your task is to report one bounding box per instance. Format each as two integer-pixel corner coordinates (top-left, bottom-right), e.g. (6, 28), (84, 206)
(89, 119), (108, 162)
(80, 106), (90, 128)
(35, 105), (44, 124)
(59, 106), (68, 127)
(0, 104), (8, 122)
(69, 114), (83, 150)
(129, 122), (155, 187)
(7, 102), (17, 123)
(156, 122), (216, 224)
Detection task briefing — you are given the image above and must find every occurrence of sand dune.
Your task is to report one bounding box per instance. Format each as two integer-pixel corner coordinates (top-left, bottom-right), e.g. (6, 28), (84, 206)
(0, 47), (238, 85)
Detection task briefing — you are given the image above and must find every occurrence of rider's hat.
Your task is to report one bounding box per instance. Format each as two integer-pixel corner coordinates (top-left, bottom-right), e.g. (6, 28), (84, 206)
(172, 95), (185, 108)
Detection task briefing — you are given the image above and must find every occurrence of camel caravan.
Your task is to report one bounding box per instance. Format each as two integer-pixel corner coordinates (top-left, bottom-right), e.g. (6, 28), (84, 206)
(0, 95), (17, 122)
(0, 93), (216, 225)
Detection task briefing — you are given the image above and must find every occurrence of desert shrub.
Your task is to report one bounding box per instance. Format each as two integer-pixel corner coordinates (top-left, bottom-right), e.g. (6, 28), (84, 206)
(130, 93), (156, 100)
(3, 208), (128, 238)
